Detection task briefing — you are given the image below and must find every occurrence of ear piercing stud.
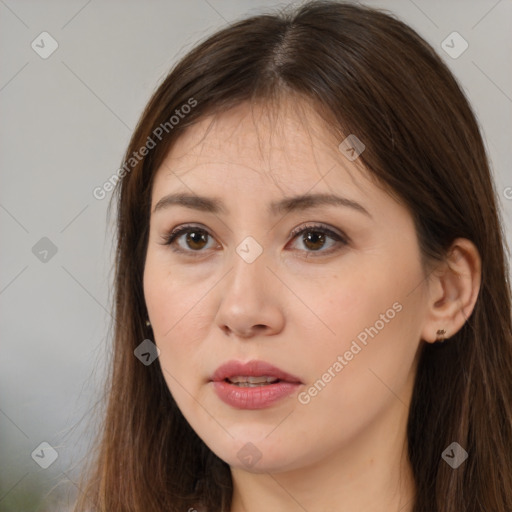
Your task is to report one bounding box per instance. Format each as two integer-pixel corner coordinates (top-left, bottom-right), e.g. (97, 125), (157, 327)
(436, 329), (447, 343)
(145, 319), (152, 327)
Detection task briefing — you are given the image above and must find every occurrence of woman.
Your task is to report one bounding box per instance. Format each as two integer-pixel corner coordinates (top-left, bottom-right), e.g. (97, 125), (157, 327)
(74, 1), (512, 511)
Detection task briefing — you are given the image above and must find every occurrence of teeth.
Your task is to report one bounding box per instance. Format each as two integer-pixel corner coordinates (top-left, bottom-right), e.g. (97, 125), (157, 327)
(228, 376), (279, 385)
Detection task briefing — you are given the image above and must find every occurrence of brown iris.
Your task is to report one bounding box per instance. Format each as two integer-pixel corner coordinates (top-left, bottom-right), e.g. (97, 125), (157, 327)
(302, 231), (326, 251)
(186, 230), (209, 250)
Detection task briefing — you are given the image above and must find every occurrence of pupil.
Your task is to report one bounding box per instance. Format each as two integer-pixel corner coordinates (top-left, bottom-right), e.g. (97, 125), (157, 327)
(187, 231), (207, 250)
(304, 232), (325, 251)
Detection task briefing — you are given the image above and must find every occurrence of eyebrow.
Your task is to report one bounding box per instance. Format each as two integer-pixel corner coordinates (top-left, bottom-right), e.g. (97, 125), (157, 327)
(152, 192), (371, 218)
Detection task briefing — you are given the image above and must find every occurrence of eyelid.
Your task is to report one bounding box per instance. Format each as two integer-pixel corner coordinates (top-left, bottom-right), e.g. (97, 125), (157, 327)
(289, 222), (349, 244)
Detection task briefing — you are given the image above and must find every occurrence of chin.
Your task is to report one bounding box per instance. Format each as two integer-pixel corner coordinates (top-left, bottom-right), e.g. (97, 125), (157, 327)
(206, 436), (306, 474)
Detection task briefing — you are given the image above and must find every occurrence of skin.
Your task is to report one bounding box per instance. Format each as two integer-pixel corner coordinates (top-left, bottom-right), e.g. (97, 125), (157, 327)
(143, 98), (481, 512)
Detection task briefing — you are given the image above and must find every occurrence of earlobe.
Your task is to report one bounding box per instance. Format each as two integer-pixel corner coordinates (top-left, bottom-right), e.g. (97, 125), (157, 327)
(421, 238), (482, 344)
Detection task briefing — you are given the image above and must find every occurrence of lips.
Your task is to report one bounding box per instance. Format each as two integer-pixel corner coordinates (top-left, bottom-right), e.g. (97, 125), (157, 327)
(211, 359), (302, 384)
(210, 360), (302, 409)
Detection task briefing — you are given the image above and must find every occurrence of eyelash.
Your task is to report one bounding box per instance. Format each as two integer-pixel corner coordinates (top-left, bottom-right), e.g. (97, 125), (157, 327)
(160, 223), (349, 258)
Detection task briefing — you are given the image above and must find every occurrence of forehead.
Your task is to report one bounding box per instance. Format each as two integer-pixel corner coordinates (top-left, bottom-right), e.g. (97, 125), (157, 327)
(151, 99), (373, 202)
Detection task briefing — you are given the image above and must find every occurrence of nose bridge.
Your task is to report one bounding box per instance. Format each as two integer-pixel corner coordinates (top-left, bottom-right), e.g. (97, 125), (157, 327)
(213, 232), (283, 337)
(235, 233), (266, 266)
(210, 204), (292, 337)
(228, 234), (269, 297)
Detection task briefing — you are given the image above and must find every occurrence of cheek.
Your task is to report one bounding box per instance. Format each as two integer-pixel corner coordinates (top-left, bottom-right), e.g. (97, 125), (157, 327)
(294, 262), (423, 425)
(144, 251), (206, 337)
(291, 266), (394, 355)
(143, 254), (215, 387)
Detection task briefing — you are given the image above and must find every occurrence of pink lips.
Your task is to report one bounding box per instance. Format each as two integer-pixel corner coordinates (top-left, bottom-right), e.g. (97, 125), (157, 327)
(210, 360), (302, 410)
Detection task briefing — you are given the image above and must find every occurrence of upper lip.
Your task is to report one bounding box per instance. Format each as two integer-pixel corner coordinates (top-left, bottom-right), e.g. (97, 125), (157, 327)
(211, 360), (302, 384)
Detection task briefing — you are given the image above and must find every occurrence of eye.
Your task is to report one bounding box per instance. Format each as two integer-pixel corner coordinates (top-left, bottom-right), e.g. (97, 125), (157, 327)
(160, 224), (218, 257)
(160, 222), (348, 257)
(287, 223), (348, 256)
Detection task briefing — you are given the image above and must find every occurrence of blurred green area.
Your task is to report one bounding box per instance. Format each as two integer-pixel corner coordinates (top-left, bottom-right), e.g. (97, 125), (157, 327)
(0, 472), (76, 512)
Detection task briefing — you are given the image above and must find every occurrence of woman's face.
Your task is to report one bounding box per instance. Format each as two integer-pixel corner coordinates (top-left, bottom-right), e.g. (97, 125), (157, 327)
(143, 100), (430, 474)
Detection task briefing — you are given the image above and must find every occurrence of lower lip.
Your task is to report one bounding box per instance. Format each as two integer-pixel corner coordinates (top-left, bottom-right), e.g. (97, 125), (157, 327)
(212, 380), (301, 409)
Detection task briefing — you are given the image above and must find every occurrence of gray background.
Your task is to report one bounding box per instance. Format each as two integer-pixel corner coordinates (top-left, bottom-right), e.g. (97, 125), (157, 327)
(1, 0), (511, 510)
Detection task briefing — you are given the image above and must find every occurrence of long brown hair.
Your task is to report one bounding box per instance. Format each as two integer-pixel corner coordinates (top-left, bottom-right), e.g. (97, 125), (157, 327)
(74, 1), (512, 511)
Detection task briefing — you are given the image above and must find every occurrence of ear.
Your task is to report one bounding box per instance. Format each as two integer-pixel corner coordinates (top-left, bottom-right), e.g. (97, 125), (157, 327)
(421, 238), (482, 343)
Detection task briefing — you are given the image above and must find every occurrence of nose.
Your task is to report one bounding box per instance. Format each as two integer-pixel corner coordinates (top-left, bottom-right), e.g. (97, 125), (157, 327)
(214, 248), (285, 339)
